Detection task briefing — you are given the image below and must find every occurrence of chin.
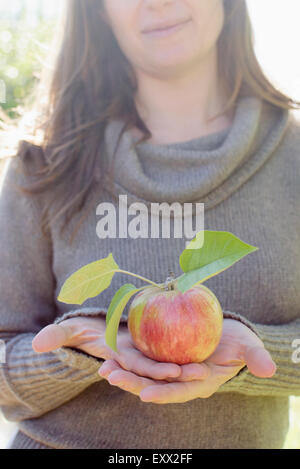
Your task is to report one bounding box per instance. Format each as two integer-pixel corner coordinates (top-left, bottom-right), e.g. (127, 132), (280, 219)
(147, 51), (197, 76)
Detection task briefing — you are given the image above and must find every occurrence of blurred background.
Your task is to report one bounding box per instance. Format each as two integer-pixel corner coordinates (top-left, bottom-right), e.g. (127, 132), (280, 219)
(0, 0), (300, 449)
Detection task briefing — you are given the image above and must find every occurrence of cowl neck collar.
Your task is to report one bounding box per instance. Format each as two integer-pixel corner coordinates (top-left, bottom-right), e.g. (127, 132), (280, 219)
(101, 96), (289, 211)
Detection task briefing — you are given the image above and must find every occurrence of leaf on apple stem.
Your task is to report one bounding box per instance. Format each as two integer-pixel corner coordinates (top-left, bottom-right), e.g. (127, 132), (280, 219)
(105, 283), (145, 353)
(177, 230), (258, 293)
(57, 253), (119, 305)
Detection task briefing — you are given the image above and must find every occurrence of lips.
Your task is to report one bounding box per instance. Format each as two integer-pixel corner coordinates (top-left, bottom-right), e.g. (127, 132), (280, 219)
(142, 18), (190, 33)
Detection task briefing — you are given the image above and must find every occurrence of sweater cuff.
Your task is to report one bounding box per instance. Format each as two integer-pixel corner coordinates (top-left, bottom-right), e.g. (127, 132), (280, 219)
(54, 307), (128, 327)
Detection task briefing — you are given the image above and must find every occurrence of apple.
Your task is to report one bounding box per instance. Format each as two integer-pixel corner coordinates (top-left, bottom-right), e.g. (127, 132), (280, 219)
(127, 279), (223, 365)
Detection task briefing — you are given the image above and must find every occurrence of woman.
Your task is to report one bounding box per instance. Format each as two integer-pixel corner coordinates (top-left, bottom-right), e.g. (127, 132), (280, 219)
(1, 0), (300, 449)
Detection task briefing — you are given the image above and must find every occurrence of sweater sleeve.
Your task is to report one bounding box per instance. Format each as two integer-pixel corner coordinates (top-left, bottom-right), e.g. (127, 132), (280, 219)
(217, 310), (300, 396)
(0, 146), (107, 422)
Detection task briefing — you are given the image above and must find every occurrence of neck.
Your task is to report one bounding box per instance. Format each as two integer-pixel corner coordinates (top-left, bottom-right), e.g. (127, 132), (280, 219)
(133, 47), (233, 145)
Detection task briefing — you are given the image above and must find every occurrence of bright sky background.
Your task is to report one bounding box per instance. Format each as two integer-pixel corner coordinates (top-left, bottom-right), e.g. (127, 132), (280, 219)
(246, 0), (300, 102)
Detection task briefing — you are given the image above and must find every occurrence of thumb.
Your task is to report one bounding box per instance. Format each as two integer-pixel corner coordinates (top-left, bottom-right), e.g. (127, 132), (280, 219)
(243, 345), (277, 378)
(32, 323), (74, 353)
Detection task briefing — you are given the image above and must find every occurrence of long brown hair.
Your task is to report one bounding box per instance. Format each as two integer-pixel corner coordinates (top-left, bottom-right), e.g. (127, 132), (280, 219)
(3, 0), (300, 244)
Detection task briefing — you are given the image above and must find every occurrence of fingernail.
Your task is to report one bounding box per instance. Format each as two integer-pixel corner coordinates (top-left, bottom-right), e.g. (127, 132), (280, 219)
(108, 379), (123, 387)
(98, 367), (109, 377)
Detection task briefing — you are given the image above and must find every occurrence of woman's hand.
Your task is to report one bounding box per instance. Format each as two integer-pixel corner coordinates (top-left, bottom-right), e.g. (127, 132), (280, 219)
(98, 318), (277, 404)
(205, 319), (276, 377)
(99, 358), (243, 403)
(32, 316), (210, 382)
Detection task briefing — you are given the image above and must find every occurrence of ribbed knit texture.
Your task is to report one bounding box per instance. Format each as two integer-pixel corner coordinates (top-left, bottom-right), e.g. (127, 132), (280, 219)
(9, 430), (53, 449)
(1, 95), (300, 449)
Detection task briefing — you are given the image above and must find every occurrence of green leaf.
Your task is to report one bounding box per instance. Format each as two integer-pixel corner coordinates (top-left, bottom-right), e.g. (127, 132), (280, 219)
(177, 230), (258, 293)
(57, 253), (119, 305)
(105, 284), (145, 353)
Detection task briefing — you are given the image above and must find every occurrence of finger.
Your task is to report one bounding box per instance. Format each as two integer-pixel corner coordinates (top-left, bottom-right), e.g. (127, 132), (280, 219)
(243, 346), (276, 378)
(114, 349), (182, 380)
(139, 380), (199, 404)
(99, 358), (210, 386)
(32, 323), (73, 353)
(105, 368), (169, 396)
(164, 362), (211, 382)
(140, 364), (243, 404)
(98, 359), (121, 378)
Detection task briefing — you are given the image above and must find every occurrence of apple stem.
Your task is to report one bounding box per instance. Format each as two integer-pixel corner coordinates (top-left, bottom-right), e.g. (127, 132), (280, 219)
(164, 271), (176, 291)
(114, 269), (161, 288)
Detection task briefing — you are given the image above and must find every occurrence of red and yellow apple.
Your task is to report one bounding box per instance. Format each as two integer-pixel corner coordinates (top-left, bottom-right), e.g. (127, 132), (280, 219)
(128, 281), (223, 365)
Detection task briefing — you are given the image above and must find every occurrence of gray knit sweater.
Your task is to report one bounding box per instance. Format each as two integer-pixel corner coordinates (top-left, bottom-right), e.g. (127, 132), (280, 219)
(1, 95), (300, 449)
